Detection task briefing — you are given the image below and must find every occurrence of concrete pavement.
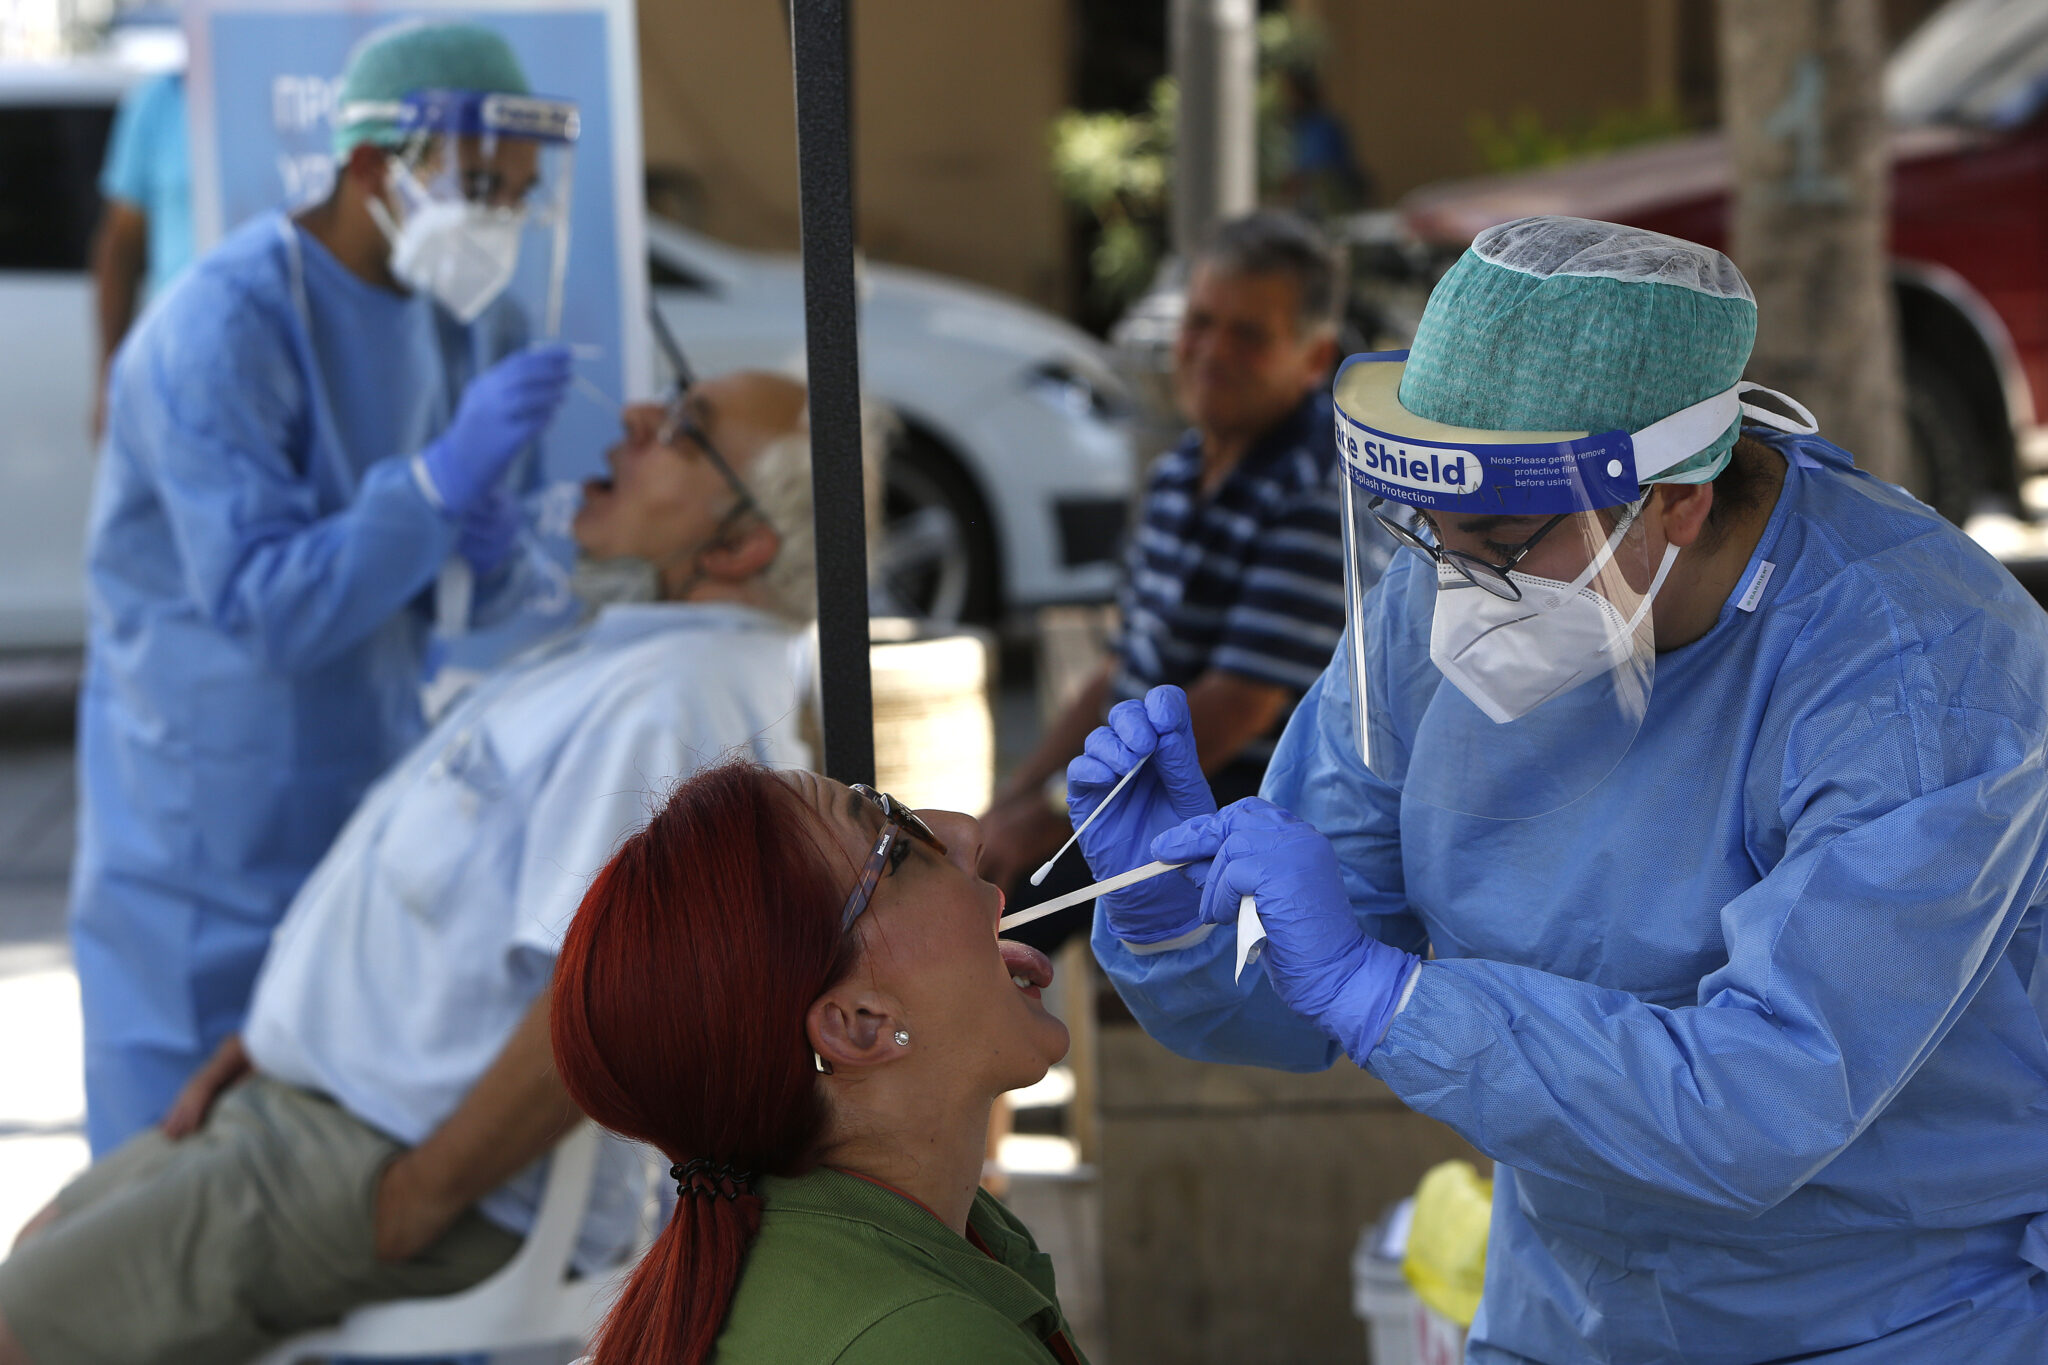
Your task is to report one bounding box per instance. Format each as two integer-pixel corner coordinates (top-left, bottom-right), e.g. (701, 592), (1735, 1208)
(0, 739), (86, 1247)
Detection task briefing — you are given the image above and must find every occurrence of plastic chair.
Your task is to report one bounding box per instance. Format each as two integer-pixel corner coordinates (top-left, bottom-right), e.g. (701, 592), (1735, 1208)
(255, 1123), (652, 1365)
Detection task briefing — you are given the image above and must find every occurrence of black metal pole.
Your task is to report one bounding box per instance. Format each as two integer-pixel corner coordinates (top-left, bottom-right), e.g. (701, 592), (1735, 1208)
(790, 0), (874, 787)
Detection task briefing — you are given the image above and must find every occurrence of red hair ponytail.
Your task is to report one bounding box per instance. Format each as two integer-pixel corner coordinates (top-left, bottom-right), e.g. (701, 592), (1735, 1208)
(551, 762), (854, 1364)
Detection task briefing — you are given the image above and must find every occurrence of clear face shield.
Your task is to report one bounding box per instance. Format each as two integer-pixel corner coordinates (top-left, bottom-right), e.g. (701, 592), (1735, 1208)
(1334, 351), (1815, 820)
(360, 89), (580, 326)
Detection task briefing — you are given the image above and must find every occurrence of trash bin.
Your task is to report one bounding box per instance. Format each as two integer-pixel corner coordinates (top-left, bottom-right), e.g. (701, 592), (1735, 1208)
(1353, 1191), (1474, 1365)
(1352, 1198), (1419, 1365)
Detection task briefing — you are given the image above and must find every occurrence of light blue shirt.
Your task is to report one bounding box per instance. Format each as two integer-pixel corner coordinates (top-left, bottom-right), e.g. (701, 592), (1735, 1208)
(98, 72), (192, 301)
(244, 602), (814, 1269)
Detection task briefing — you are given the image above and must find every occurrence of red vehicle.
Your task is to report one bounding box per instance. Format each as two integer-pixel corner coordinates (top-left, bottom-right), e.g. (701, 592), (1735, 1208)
(1364, 0), (2048, 524)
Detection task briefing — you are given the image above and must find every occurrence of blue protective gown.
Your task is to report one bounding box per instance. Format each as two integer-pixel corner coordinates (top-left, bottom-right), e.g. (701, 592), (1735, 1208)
(1096, 431), (2048, 1362)
(72, 212), (536, 1156)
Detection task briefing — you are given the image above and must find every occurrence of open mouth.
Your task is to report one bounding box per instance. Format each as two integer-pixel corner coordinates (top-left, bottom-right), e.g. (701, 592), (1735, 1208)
(999, 940), (1054, 1001)
(582, 476), (615, 496)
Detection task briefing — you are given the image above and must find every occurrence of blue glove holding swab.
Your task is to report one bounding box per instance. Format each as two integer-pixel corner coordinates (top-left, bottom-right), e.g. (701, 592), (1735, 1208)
(1030, 754), (1149, 886)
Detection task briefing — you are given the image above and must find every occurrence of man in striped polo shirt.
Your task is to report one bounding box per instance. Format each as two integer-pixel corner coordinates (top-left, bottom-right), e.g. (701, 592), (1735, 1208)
(983, 211), (1387, 947)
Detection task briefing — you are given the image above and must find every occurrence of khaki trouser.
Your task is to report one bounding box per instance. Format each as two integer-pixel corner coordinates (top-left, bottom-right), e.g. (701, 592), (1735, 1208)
(0, 1076), (519, 1365)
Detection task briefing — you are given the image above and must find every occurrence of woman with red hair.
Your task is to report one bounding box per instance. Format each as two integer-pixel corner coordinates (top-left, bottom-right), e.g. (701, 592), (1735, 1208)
(551, 761), (1085, 1363)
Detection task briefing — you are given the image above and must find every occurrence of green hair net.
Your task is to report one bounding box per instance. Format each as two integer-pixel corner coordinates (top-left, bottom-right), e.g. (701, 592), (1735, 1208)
(332, 19), (531, 157)
(1400, 217), (1759, 485)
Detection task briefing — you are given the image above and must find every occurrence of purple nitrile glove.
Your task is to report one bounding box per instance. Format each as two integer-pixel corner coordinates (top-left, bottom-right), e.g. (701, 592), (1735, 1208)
(455, 486), (522, 579)
(418, 344), (573, 517)
(1153, 798), (1420, 1060)
(1066, 685), (1217, 946)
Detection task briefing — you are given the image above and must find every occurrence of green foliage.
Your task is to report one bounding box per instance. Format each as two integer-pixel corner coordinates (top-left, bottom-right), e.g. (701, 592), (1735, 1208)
(1257, 11), (1319, 71)
(1052, 13), (1693, 318)
(1051, 13), (1327, 318)
(1468, 103), (1693, 174)
(1049, 77), (1176, 310)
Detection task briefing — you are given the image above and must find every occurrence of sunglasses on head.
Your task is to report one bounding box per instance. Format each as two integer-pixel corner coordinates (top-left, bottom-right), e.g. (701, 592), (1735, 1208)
(839, 784), (948, 932)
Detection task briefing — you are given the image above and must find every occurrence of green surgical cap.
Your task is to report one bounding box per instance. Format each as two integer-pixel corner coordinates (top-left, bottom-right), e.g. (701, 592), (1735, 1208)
(1400, 216), (1758, 484)
(332, 19), (531, 156)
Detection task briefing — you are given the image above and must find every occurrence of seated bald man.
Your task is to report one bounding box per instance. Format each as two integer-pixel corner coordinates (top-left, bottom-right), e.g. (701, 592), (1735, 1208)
(0, 372), (885, 1365)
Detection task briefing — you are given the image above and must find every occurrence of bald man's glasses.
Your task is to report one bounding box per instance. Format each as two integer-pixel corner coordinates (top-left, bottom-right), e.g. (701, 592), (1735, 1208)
(659, 391), (772, 532)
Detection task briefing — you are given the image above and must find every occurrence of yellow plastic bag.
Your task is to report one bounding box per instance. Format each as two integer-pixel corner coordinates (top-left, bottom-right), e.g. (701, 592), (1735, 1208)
(1401, 1159), (1493, 1328)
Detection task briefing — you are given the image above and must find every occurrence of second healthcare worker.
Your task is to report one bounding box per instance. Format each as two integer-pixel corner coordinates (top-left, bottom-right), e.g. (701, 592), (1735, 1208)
(1074, 218), (2048, 1360)
(73, 20), (582, 1155)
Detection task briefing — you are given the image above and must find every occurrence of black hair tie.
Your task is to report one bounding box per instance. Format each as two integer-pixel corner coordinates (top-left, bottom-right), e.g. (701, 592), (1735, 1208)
(671, 1158), (754, 1201)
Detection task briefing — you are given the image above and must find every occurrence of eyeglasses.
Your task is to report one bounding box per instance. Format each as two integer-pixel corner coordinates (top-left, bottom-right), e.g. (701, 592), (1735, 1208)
(658, 390), (773, 532)
(1369, 498), (1569, 602)
(839, 785), (949, 932)
(643, 302), (769, 530)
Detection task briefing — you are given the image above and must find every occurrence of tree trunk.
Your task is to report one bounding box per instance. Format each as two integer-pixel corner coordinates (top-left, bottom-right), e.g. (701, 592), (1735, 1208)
(1719, 0), (1907, 486)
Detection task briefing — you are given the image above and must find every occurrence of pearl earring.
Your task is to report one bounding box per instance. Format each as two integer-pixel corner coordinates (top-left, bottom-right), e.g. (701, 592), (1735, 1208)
(892, 1029), (911, 1047)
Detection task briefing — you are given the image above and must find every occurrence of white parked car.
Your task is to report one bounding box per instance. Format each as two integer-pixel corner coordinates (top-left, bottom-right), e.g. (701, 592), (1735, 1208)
(0, 60), (1138, 651)
(647, 220), (1139, 625)
(0, 60), (135, 651)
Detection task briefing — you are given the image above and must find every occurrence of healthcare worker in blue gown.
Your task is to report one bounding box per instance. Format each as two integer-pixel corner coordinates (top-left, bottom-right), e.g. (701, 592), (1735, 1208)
(1071, 217), (2048, 1361)
(72, 20), (583, 1156)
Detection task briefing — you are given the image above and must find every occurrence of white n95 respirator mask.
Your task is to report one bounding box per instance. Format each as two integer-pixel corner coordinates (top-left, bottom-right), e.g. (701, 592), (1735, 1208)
(1428, 503), (1679, 725)
(370, 174), (525, 324)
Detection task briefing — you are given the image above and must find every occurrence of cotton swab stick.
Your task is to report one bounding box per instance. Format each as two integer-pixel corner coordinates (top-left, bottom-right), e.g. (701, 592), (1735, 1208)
(571, 373), (621, 415)
(1030, 754), (1150, 886)
(1002, 854), (1267, 982)
(1000, 858), (1185, 932)
(1000, 858), (1266, 984)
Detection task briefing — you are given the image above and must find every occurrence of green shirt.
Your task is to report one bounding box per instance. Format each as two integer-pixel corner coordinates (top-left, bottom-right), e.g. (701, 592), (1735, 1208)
(713, 1167), (1088, 1364)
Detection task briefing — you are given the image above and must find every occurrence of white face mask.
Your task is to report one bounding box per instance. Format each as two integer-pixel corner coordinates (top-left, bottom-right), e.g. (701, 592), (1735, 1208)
(1428, 504), (1680, 725)
(370, 172), (525, 323)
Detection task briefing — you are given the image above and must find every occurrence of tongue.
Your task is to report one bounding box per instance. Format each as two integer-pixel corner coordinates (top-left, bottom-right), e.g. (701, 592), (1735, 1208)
(999, 939), (1054, 988)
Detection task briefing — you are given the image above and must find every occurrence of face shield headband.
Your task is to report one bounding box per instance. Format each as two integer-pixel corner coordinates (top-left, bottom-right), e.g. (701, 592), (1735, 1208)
(350, 90), (581, 330)
(340, 90), (583, 155)
(1332, 350), (1817, 518)
(1334, 349), (1816, 820)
